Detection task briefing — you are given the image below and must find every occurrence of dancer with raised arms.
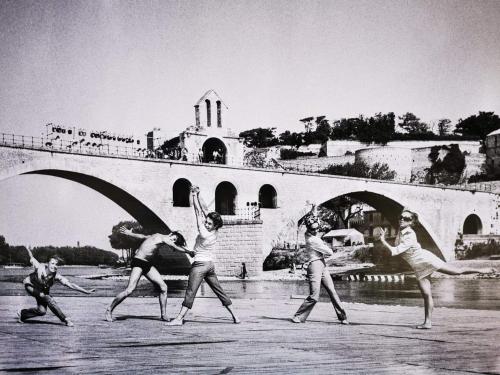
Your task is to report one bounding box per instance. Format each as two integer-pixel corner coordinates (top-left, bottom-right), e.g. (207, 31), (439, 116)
(292, 204), (349, 324)
(378, 208), (496, 329)
(105, 227), (189, 322)
(168, 186), (240, 325)
(18, 248), (94, 326)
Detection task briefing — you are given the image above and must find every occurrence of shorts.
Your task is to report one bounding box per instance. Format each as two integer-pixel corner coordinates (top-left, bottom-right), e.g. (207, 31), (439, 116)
(131, 257), (152, 274)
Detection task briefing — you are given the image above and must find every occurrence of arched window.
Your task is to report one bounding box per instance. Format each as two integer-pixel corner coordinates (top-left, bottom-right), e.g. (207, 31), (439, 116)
(463, 214), (483, 235)
(259, 184), (277, 208)
(215, 181), (237, 215)
(202, 137), (227, 164)
(172, 178), (191, 207)
(216, 100), (222, 127)
(205, 99), (211, 127)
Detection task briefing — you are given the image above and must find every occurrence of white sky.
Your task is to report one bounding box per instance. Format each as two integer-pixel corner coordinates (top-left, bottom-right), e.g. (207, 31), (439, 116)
(1, 0), (499, 250)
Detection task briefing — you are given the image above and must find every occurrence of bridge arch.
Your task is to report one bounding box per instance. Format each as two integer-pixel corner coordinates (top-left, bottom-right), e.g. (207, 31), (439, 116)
(280, 190), (446, 260)
(172, 178), (192, 207)
(463, 214), (482, 235)
(259, 184), (277, 208)
(215, 181), (237, 215)
(203, 137), (226, 164)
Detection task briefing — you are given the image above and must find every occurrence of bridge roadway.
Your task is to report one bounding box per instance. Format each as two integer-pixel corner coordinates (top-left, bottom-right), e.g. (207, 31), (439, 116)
(1, 142), (499, 270)
(0, 295), (499, 374)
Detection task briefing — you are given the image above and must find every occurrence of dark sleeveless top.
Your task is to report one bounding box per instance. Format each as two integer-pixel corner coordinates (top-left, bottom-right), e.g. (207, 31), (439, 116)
(28, 266), (56, 293)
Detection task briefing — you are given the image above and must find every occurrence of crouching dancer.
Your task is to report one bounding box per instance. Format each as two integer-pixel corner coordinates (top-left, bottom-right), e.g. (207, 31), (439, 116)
(18, 248), (94, 326)
(105, 227), (188, 322)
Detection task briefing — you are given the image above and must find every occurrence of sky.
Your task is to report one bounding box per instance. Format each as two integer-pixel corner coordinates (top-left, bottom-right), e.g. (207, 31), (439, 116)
(1, 0), (500, 250)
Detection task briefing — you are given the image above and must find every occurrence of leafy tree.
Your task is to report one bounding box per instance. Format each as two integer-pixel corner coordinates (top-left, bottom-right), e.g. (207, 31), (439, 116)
(109, 221), (145, 263)
(398, 112), (430, 135)
(239, 127), (279, 148)
(319, 160), (396, 180)
(437, 118), (452, 136)
(331, 117), (364, 139)
(314, 117), (332, 144)
(357, 112), (395, 145)
(426, 144), (466, 185)
(321, 197), (364, 229)
(300, 117), (315, 132)
(279, 131), (303, 147)
(454, 111), (500, 146)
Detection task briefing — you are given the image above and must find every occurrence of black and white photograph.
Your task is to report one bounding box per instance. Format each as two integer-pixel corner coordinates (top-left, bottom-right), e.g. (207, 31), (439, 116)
(0, 0), (499, 373)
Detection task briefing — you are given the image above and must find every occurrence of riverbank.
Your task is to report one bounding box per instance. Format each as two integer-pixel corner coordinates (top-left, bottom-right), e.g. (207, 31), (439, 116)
(1, 296), (499, 374)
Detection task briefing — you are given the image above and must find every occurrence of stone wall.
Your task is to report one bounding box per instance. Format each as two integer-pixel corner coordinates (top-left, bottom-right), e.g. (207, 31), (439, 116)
(355, 147), (412, 181)
(216, 220), (263, 276)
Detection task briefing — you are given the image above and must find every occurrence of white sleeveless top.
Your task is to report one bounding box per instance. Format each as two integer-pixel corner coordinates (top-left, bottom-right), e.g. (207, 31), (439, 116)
(193, 229), (217, 262)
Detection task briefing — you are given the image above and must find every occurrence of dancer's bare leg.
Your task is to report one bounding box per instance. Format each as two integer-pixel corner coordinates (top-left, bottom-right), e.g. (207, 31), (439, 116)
(105, 267), (143, 322)
(438, 264), (496, 276)
(144, 267), (169, 321)
(416, 277), (433, 329)
(225, 305), (241, 324)
(167, 306), (189, 325)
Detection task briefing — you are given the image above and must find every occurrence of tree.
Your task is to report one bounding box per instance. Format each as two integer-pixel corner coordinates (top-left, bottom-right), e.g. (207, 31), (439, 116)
(300, 117), (315, 132)
(279, 130), (303, 147)
(314, 117), (332, 144)
(357, 112), (395, 145)
(319, 160), (396, 180)
(398, 112), (430, 135)
(321, 197), (365, 229)
(454, 111), (500, 146)
(331, 117), (364, 139)
(239, 127), (279, 148)
(426, 144), (466, 185)
(108, 221), (145, 263)
(437, 118), (452, 136)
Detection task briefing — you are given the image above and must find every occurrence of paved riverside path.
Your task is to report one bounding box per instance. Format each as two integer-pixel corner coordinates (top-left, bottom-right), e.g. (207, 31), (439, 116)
(0, 296), (499, 374)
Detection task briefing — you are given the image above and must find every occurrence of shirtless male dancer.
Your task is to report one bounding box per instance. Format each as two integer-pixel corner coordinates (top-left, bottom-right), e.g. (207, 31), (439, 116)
(18, 248), (94, 326)
(105, 227), (191, 322)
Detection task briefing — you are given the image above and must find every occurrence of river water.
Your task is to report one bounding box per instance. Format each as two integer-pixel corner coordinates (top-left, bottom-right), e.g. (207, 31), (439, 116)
(1, 266), (499, 310)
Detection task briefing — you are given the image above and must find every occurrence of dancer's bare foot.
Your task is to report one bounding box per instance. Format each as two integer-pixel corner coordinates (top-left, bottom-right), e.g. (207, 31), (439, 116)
(16, 310), (24, 324)
(105, 308), (114, 322)
(291, 316), (302, 323)
(166, 318), (184, 326)
(339, 319), (349, 325)
(416, 322), (432, 329)
(65, 319), (74, 327)
(160, 316), (170, 322)
(233, 316), (241, 324)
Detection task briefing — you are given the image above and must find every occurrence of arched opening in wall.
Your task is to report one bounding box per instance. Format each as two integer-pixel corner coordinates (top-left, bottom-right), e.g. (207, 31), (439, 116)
(202, 137), (227, 164)
(205, 99), (211, 127)
(259, 184), (277, 208)
(215, 181), (237, 215)
(463, 214), (482, 235)
(216, 101), (222, 127)
(17, 169), (192, 274)
(172, 178), (191, 207)
(275, 191), (444, 269)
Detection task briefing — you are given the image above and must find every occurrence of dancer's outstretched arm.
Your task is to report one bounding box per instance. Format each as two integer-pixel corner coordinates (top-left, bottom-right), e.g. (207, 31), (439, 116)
(162, 236), (195, 257)
(379, 228), (414, 256)
(119, 226), (148, 240)
(26, 248), (41, 269)
(56, 274), (95, 294)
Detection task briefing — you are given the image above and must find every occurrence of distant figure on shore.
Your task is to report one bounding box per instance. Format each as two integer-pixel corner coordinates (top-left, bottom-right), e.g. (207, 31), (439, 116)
(105, 227), (189, 322)
(239, 262), (248, 279)
(378, 208), (497, 329)
(168, 186), (240, 325)
(18, 249), (94, 326)
(292, 204), (349, 325)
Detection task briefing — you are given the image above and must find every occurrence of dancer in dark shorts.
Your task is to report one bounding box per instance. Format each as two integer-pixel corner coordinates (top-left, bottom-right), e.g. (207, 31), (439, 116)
(168, 186), (240, 325)
(18, 248), (94, 326)
(379, 208), (496, 329)
(105, 228), (189, 322)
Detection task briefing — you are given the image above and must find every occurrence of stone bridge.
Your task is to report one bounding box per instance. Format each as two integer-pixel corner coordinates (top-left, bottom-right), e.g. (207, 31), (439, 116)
(1, 144), (499, 274)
